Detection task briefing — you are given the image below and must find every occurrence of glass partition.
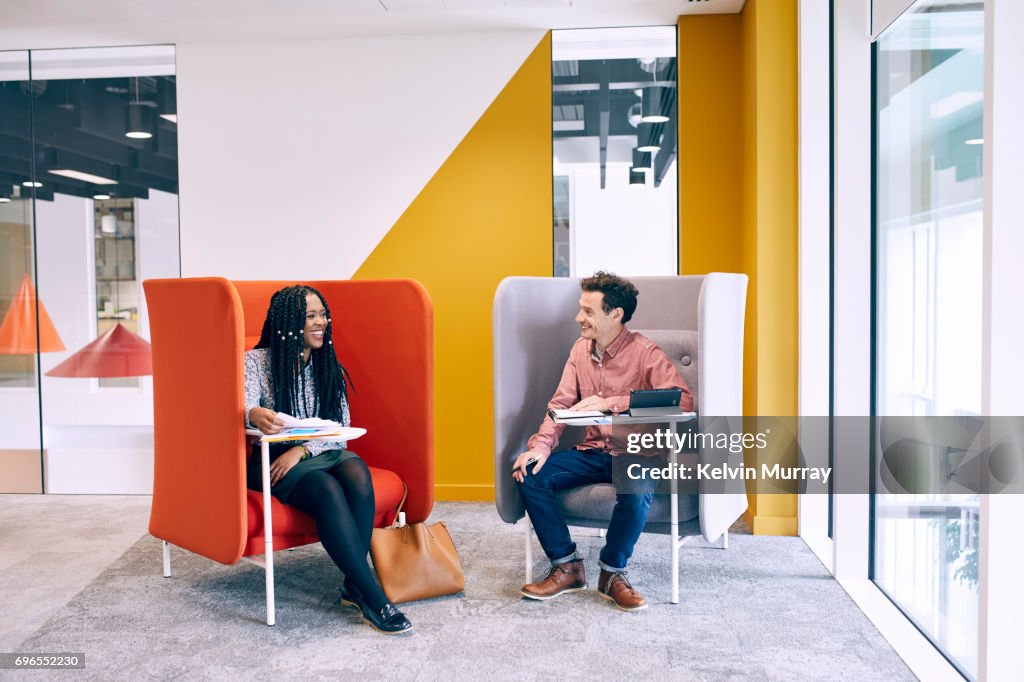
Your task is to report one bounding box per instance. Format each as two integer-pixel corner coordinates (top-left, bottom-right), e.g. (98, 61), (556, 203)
(873, 2), (984, 677)
(0, 50), (43, 492)
(0, 45), (180, 494)
(551, 27), (678, 277)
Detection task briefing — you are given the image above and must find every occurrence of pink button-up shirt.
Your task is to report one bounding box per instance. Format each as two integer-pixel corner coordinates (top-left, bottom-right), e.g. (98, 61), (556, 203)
(526, 327), (692, 456)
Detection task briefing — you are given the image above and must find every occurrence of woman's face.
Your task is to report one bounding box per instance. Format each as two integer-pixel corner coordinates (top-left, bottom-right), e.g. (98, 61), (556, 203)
(302, 293), (328, 351)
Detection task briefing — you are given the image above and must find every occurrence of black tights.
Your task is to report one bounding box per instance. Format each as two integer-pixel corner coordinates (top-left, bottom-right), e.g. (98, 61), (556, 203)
(287, 458), (387, 611)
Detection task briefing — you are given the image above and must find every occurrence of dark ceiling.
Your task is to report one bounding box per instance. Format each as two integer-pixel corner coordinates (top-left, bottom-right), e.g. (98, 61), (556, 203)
(0, 75), (178, 202)
(553, 57), (677, 188)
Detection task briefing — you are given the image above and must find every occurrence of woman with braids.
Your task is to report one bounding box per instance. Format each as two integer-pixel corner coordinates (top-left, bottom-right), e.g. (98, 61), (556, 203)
(244, 285), (412, 634)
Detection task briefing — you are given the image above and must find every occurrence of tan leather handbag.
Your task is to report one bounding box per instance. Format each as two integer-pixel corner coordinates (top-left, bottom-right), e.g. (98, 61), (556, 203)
(369, 488), (465, 604)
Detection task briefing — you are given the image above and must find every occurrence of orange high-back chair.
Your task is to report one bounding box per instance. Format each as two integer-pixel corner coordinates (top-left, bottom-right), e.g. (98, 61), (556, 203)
(144, 277), (433, 625)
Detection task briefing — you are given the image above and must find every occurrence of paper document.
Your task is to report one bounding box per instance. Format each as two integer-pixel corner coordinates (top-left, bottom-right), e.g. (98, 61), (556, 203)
(262, 425), (368, 443)
(548, 408), (606, 420)
(260, 413), (367, 443)
(275, 413), (338, 429)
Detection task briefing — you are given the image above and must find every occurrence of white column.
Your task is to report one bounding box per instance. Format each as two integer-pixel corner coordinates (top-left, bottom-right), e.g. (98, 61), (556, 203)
(797, 0), (834, 566)
(830, 0), (872, 582)
(979, 1), (1024, 679)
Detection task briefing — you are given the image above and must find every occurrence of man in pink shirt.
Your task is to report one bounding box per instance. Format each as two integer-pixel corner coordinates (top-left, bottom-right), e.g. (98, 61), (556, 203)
(512, 272), (692, 611)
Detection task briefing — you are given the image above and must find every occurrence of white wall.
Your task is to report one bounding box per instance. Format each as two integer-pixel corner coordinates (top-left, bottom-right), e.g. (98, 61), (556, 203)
(175, 30), (544, 280)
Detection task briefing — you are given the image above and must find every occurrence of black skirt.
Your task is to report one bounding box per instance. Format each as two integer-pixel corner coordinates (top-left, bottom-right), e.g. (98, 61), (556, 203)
(246, 442), (360, 504)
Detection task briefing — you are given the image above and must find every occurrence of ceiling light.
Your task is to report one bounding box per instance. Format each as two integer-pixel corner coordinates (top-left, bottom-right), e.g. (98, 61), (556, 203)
(22, 181), (42, 188)
(637, 122), (661, 153)
(0, 275), (65, 354)
(125, 78), (154, 139)
(46, 323), (152, 378)
(125, 103), (154, 139)
(632, 148), (652, 171)
(629, 169), (646, 186)
(642, 86), (670, 123)
(157, 78), (177, 124)
(48, 169), (117, 185)
(553, 120), (584, 132)
(965, 138), (983, 145)
(93, 193), (111, 201)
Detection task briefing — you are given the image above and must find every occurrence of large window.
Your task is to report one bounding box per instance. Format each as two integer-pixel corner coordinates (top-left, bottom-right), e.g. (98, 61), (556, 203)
(551, 27), (678, 277)
(873, 2), (984, 677)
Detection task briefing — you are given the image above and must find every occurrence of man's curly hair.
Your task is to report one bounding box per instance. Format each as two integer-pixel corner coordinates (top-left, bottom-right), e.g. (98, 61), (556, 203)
(580, 271), (639, 323)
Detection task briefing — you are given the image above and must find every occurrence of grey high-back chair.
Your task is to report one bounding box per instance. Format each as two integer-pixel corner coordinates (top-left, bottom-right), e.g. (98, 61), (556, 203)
(493, 274), (748, 603)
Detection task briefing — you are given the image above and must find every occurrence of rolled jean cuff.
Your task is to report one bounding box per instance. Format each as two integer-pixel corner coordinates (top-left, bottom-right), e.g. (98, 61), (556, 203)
(552, 550), (582, 566)
(598, 558), (626, 573)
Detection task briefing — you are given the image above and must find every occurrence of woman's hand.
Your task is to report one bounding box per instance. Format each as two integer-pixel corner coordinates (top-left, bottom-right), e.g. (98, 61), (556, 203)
(249, 407), (284, 434)
(269, 446), (305, 486)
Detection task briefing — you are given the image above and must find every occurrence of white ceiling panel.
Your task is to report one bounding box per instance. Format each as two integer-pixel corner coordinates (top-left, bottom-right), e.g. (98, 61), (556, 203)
(503, 0), (572, 7)
(441, 0), (503, 8)
(0, 0), (744, 47)
(381, 0), (445, 11)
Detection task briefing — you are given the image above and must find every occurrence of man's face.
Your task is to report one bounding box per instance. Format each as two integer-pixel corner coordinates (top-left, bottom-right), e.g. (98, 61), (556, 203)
(575, 290), (621, 342)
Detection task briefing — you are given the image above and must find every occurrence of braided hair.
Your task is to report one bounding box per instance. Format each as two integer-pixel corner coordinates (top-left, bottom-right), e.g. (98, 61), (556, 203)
(254, 285), (354, 422)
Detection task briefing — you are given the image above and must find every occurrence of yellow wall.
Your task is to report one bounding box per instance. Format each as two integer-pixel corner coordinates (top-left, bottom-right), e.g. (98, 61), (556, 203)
(748, 0), (799, 536)
(679, 0), (799, 535)
(354, 34), (552, 501)
(678, 15), (745, 276)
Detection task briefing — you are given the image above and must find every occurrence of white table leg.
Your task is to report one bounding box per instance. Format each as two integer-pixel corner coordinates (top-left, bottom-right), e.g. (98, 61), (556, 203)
(524, 516), (533, 584)
(261, 439), (276, 626)
(670, 448), (680, 605)
(162, 541), (171, 578)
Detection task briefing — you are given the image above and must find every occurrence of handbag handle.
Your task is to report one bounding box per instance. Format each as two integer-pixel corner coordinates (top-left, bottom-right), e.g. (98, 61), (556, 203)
(389, 482), (409, 529)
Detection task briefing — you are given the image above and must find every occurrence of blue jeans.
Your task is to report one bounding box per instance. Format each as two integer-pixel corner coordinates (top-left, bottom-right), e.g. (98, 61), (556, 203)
(517, 448), (655, 572)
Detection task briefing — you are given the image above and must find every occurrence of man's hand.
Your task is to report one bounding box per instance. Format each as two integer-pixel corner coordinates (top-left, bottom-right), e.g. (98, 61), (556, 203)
(512, 450), (549, 483)
(249, 407), (284, 434)
(269, 446), (304, 485)
(571, 396), (610, 412)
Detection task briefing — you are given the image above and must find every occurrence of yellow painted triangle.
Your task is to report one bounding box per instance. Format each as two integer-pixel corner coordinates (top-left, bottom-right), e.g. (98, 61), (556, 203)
(355, 33), (552, 500)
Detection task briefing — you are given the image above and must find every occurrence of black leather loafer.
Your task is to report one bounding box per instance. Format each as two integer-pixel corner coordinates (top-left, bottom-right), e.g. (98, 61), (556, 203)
(339, 582), (362, 610)
(360, 601), (413, 634)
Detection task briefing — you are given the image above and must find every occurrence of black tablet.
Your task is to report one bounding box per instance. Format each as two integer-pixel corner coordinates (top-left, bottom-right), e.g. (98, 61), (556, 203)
(628, 388), (683, 417)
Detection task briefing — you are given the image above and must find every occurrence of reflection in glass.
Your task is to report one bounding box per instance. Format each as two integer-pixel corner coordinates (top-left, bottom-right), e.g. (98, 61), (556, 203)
(873, 2), (984, 677)
(0, 50), (44, 493)
(551, 27), (678, 277)
(94, 198), (140, 388)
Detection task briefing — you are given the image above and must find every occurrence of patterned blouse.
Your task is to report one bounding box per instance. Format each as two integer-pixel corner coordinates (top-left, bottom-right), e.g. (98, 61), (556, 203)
(243, 347), (351, 457)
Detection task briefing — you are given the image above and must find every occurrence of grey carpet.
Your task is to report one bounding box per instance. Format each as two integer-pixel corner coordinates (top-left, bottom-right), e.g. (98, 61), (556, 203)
(14, 502), (914, 681)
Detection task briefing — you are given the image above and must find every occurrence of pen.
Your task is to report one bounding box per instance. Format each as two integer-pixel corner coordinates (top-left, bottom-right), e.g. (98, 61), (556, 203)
(511, 457), (538, 475)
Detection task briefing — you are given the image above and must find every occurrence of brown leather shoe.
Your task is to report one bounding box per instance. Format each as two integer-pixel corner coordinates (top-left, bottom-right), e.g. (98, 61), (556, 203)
(521, 560), (587, 600)
(597, 569), (648, 611)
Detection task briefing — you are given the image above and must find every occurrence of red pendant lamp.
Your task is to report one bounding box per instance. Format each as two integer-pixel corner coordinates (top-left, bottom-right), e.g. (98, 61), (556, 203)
(0, 274), (66, 354)
(46, 322), (152, 377)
